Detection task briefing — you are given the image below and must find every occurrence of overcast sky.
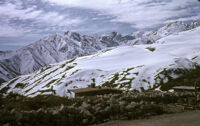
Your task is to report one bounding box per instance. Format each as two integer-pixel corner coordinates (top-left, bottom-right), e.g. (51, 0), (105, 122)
(0, 0), (199, 51)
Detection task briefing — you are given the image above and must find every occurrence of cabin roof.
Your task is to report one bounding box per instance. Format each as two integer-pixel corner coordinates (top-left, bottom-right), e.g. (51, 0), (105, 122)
(173, 86), (199, 90)
(69, 87), (122, 94)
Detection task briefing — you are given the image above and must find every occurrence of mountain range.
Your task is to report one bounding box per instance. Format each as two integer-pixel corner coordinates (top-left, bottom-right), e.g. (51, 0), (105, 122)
(1, 21), (200, 97)
(0, 21), (199, 82)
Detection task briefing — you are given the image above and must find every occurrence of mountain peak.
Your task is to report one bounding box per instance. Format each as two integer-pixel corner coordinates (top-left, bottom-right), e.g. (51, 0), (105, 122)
(145, 21), (200, 42)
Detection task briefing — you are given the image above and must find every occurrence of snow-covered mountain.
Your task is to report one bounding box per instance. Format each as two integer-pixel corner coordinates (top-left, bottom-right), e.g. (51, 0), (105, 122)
(0, 31), (136, 82)
(133, 21), (200, 44)
(0, 21), (199, 82)
(1, 24), (200, 97)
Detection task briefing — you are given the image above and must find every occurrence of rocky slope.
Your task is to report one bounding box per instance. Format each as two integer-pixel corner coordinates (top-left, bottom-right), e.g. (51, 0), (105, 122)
(1, 24), (200, 97)
(0, 21), (199, 82)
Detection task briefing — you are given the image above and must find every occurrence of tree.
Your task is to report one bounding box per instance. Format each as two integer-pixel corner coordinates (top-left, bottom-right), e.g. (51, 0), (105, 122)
(88, 78), (96, 88)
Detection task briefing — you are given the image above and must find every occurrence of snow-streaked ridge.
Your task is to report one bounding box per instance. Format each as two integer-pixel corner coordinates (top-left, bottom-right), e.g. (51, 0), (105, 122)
(0, 21), (200, 82)
(0, 31), (136, 81)
(1, 26), (200, 97)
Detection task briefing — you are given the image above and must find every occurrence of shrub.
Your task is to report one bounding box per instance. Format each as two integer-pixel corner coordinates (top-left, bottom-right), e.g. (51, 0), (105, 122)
(146, 47), (156, 52)
(160, 66), (200, 91)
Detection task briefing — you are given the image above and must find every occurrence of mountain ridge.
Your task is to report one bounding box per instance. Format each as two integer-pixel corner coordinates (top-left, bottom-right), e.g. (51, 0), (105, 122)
(1, 24), (200, 97)
(0, 21), (199, 82)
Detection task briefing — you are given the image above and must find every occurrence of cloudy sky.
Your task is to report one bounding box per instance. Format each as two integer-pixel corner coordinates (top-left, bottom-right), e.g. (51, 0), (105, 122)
(0, 0), (199, 51)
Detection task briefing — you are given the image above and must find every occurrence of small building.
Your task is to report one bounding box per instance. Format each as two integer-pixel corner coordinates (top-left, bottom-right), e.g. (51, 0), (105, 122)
(69, 87), (123, 97)
(172, 86), (200, 107)
(172, 86), (200, 92)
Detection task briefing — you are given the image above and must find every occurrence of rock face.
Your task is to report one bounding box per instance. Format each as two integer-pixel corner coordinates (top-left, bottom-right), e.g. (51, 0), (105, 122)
(0, 21), (199, 82)
(1, 22), (200, 97)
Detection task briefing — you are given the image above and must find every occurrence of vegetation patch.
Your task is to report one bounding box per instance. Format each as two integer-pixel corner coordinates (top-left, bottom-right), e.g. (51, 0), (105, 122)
(39, 65), (75, 87)
(59, 59), (76, 68)
(146, 47), (156, 52)
(102, 73), (119, 88)
(134, 72), (139, 75)
(43, 79), (57, 88)
(30, 64), (76, 91)
(159, 65), (200, 91)
(70, 69), (80, 76)
(65, 80), (73, 86)
(101, 68), (138, 90)
(0, 86), (10, 94)
(22, 76), (31, 82)
(31, 67), (59, 86)
(7, 77), (20, 86)
(38, 88), (56, 95)
(0, 78), (5, 86)
(0, 91), (199, 126)
(119, 81), (132, 89)
(192, 56), (198, 60)
(152, 66), (200, 91)
(40, 65), (52, 72)
(15, 83), (26, 88)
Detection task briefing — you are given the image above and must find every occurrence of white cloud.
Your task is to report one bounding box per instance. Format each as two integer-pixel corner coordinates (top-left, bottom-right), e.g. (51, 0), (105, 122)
(165, 16), (200, 24)
(0, 17), (30, 37)
(44, 0), (200, 29)
(0, 2), (83, 26)
(0, 3), (41, 20)
(0, 2), (84, 37)
(35, 12), (83, 27)
(0, 24), (25, 37)
(43, 0), (124, 7)
(108, 1), (190, 29)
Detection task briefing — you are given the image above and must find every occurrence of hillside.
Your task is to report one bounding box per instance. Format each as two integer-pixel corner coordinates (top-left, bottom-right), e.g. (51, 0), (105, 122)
(1, 25), (200, 97)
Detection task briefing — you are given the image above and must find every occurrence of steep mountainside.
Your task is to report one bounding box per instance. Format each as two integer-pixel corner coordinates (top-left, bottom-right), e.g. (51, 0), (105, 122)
(1, 25), (200, 97)
(0, 21), (199, 82)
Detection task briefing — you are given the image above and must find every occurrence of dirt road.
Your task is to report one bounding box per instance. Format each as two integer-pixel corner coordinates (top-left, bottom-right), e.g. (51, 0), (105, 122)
(95, 111), (200, 126)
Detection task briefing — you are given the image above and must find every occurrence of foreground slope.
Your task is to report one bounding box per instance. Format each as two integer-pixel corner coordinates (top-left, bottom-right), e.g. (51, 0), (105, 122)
(1, 26), (200, 97)
(0, 21), (199, 82)
(97, 111), (200, 126)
